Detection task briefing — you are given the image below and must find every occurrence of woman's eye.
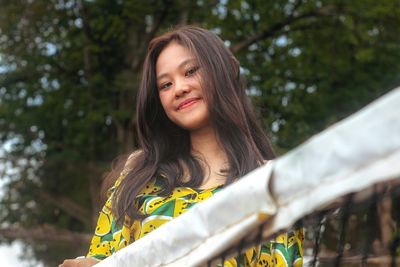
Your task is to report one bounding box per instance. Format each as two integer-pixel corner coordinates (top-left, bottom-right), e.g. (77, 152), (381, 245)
(185, 66), (199, 77)
(159, 82), (172, 90)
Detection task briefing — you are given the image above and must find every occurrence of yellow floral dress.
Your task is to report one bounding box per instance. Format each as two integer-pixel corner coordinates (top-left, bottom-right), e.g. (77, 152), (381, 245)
(87, 172), (303, 266)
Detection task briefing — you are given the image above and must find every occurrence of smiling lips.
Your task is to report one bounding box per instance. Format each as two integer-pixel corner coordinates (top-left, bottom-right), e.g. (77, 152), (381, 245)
(177, 97), (201, 110)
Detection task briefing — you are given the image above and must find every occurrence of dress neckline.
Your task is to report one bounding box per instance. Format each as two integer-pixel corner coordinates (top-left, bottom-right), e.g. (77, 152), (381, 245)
(156, 175), (225, 193)
(191, 183), (224, 192)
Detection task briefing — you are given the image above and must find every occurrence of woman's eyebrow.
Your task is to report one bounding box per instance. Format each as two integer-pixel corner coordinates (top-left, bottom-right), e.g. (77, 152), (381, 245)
(157, 58), (196, 81)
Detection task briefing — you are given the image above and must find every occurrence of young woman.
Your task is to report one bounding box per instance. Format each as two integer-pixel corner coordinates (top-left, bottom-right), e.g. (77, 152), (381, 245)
(59, 25), (303, 267)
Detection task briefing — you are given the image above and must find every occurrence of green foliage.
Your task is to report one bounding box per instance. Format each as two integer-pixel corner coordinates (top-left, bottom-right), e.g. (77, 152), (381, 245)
(215, 0), (400, 151)
(0, 0), (399, 265)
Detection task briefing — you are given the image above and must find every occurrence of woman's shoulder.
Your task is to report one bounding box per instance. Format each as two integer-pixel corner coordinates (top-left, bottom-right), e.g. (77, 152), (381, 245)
(123, 150), (143, 170)
(104, 150), (143, 198)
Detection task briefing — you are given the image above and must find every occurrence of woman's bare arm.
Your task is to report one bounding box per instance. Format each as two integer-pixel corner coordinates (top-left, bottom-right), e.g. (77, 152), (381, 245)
(58, 257), (99, 267)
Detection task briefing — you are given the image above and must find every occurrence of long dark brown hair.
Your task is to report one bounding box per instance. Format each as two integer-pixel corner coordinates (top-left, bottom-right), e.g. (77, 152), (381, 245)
(108, 25), (275, 224)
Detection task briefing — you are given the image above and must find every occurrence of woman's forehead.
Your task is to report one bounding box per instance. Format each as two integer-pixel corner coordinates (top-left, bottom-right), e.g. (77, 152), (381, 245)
(155, 42), (196, 75)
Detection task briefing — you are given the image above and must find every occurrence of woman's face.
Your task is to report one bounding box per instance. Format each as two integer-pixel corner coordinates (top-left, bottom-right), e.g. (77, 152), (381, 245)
(156, 42), (210, 132)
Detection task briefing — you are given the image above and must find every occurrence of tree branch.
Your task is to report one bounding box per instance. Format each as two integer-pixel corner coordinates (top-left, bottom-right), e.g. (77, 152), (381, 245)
(0, 225), (91, 243)
(37, 190), (91, 227)
(76, 0), (97, 80)
(130, 0), (171, 72)
(231, 5), (338, 54)
(76, 0), (96, 42)
(146, 0), (171, 41)
(87, 162), (102, 226)
(178, 1), (189, 26)
(292, 0), (304, 13)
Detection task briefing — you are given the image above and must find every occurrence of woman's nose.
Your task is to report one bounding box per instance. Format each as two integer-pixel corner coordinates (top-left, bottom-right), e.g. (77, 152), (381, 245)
(174, 79), (191, 98)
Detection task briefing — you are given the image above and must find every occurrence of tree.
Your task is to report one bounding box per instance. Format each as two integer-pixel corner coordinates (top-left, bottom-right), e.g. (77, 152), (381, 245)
(0, 0), (399, 265)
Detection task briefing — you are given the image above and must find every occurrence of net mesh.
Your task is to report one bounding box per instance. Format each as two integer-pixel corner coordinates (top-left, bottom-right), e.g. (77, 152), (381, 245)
(207, 178), (400, 267)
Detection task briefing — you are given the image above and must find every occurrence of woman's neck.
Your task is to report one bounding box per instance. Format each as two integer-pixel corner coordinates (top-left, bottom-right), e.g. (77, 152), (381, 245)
(190, 127), (228, 187)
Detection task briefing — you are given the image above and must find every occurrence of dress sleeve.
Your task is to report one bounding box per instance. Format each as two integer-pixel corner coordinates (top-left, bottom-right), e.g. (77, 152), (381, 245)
(86, 197), (115, 260)
(86, 171), (132, 260)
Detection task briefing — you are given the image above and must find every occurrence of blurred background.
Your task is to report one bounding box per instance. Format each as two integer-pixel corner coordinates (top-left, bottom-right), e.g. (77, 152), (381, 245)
(0, 0), (399, 266)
